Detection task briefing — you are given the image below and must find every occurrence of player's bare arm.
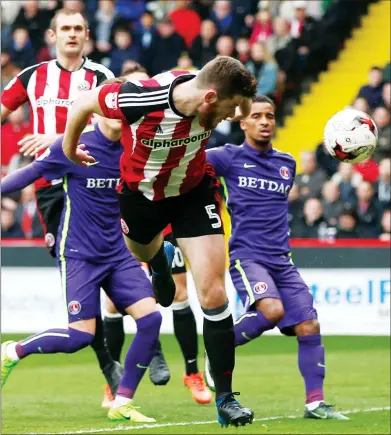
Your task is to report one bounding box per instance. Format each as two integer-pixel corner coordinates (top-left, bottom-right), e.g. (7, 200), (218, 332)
(18, 134), (62, 156)
(62, 86), (104, 166)
(1, 103), (12, 121)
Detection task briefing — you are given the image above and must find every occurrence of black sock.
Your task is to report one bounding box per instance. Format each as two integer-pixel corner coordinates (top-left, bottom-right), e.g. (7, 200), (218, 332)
(148, 242), (168, 275)
(202, 302), (234, 399)
(91, 316), (114, 372)
(173, 304), (198, 375)
(103, 315), (125, 363)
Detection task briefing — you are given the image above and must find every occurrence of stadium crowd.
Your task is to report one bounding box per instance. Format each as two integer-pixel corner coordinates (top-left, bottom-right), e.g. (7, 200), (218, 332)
(1, 0), (389, 241)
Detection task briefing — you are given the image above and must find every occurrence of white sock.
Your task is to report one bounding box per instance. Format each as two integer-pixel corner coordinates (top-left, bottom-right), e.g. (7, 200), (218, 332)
(306, 400), (323, 411)
(5, 342), (20, 361)
(112, 395), (132, 409)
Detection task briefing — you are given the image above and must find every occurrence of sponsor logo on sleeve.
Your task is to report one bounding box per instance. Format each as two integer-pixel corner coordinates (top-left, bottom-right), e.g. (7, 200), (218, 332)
(105, 92), (118, 110)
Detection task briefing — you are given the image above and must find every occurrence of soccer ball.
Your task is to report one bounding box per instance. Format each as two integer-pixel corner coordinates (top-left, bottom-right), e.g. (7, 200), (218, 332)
(323, 108), (378, 163)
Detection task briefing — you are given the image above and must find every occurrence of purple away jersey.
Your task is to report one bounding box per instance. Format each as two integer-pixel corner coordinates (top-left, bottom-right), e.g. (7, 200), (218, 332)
(207, 141), (317, 328)
(34, 124), (129, 263)
(206, 141), (296, 261)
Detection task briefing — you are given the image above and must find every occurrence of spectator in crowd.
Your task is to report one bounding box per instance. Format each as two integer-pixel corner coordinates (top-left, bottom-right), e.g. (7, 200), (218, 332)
(1, 202), (25, 239)
(375, 158), (391, 212)
(335, 206), (360, 239)
(1, 106), (31, 169)
(109, 27), (140, 76)
(1, 50), (21, 93)
(331, 162), (362, 205)
(235, 37), (250, 63)
(15, 184), (44, 239)
(62, 0), (86, 13)
(145, 16), (186, 76)
(249, 9), (273, 45)
(210, 0), (242, 39)
(358, 66), (384, 110)
(372, 106), (391, 162)
(93, 0), (126, 56)
(353, 156), (379, 184)
(321, 180), (344, 227)
(287, 183), (304, 230)
(266, 16), (291, 56)
(379, 209), (391, 241)
(296, 151), (327, 200)
(82, 38), (105, 64)
(291, 197), (327, 238)
(315, 141), (339, 178)
(351, 96), (370, 114)
(355, 181), (380, 238)
(169, 0), (202, 48)
(137, 11), (157, 51)
(174, 52), (197, 70)
(189, 18), (218, 68)
(9, 26), (36, 70)
(12, 0), (51, 52)
(215, 35), (235, 57)
(36, 29), (56, 63)
(383, 62), (391, 83)
(382, 82), (390, 110)
(1, 7), (13, 51)
(246, 42), (278, 96)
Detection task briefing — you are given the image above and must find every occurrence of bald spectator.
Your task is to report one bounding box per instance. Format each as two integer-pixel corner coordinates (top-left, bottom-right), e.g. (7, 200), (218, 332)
(375, 158), (391, 212)
(296, 151), (327, 200)
(210, 0), (242, 39)
(355, 181), (380, 238)
(372, 106), (391, 162)
(321, 181), (344, 227)
(169, 0), (202, 48)
(216, 34), (235, 57)
(291, 198), (327, 238)
(358, 67), (384, 110)
(189, 19), (218, 68)
(351, 97), (370, 114)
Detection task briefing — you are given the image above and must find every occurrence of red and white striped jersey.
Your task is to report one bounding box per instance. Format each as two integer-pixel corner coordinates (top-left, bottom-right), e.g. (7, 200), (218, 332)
(99, 70), (213, 201)
(2, 57), (113, 189)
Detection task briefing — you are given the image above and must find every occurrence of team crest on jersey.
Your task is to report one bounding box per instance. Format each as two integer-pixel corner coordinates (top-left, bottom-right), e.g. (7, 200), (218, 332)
(121, 218), (129, 234)
(77, 80), (90, 91)
(68, 301), (81, 315)
(105, 92), (118, 110)
(45, 232), (55, 248)
(254, 282), (268, 294)
(280, 166), (290, 180)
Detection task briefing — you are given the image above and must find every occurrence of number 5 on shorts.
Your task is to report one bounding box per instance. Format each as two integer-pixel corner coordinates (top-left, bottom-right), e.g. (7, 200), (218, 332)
(205, 204), (222, 228)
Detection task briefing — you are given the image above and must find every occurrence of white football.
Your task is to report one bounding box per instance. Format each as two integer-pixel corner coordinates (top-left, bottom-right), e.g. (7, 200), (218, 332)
(323, 108), (378, 163)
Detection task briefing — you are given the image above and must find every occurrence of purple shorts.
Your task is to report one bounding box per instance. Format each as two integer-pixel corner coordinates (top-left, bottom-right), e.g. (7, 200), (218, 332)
(59, 256), (154, 323)
(229, 256), (317, 332)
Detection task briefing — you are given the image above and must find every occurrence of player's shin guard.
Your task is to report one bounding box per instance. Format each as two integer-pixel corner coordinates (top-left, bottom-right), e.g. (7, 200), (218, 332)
(117, 311), (162, 399)
(173, 300), (199, 375)
(202, 300), (234, 399)
(297, 334), (325, 405)
(234, 310), (276, 346)
(103, 312), (125, 363)
(16, 327), (94, 358)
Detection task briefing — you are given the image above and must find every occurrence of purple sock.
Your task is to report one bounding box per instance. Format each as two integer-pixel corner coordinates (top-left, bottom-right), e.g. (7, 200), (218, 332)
(297, 334), (325, 404)
(234, 310), (275, 346)
(16, 327), (94, 359)
(117, 311), (162, 399)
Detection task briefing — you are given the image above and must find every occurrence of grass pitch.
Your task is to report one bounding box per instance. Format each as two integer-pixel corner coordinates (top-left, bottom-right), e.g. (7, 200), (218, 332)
(1, 334), (390, 434)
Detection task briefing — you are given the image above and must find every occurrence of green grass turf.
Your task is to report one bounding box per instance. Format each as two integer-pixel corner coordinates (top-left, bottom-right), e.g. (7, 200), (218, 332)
(1, 335), (390, 434)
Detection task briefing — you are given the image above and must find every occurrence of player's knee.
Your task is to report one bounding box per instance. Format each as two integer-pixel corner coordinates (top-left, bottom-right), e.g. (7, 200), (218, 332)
(198, 282), (226, 309)
(136, 310), (162, 336)
(256, 298), (284, 323)
(295, 319), (320, 336)
(67, 327), (95, 353)
(173, 275), (188, 303)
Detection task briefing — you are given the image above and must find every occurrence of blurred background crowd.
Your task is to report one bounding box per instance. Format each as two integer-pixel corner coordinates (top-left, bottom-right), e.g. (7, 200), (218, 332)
(1, 0), (390, 241)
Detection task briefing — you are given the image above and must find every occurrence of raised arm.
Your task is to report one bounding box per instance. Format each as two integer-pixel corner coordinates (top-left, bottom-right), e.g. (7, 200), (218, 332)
(1, 163), (42, 194)
(62, 86), (104, 166)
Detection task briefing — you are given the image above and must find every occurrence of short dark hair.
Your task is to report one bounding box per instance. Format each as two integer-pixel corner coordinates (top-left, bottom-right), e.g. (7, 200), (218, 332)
(197, 56), (258, 100)
(252, 95), (275, 110)
(121, 63), (148, 76)
(370, 66), (382, 72)
(50, 8), (89, 31)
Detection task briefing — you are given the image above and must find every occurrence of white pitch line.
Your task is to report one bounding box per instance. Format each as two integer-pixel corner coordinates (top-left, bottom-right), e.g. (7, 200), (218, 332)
(27, 406), (390, 435)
